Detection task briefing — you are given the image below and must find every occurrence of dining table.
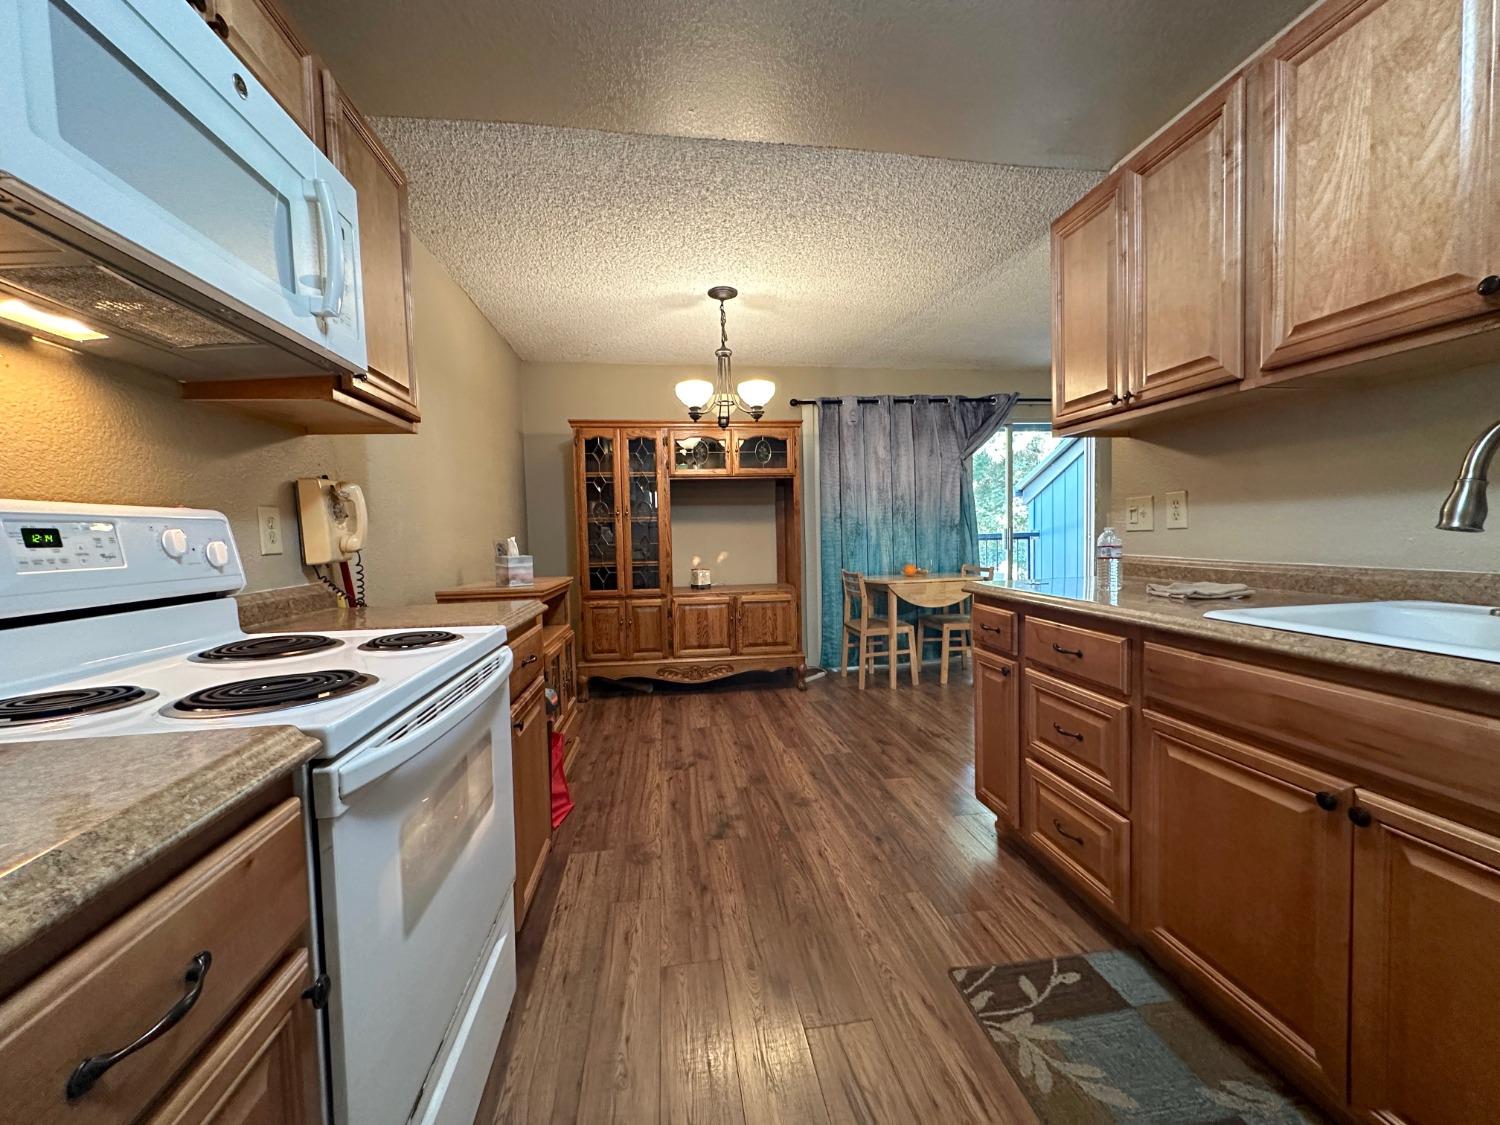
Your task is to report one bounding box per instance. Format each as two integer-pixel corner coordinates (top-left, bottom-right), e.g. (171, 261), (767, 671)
(860, 572), (974, 688)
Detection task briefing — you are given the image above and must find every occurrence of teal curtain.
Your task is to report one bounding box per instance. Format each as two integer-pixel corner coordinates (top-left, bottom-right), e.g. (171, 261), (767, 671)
(817, 394), (1017, 669)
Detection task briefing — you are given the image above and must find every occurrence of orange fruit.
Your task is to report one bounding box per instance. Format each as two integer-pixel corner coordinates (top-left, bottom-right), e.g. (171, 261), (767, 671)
(902, 563), (918, 576)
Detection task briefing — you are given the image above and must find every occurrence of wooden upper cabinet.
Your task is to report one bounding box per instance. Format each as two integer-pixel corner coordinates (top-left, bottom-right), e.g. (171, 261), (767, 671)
(1051, 177), (1129, 425)
(205, 0), (319, 140)
(1126, 76), (1245, 404)
(576, 429), (623, 595)
(322, 74), (419, 419)
(620, 429), (670, 595)
(1138, 714), (1353, 1099)
(1350, 792), (1500, 1125)
(1257, 0), (1500, 371)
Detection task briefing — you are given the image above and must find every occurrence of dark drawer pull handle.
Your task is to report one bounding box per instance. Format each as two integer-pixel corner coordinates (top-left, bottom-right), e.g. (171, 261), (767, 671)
(520, 654), (539, 667)
(980, 623), (1002, 632)
(1052, 723), (1084, 742)
(1051, 818), (1085, 846)
(67, 951), (212, 1100)
(1051, 643), (1084, 658)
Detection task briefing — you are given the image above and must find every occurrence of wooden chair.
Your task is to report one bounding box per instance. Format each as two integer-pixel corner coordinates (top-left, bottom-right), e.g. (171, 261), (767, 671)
(840, 570), (918, 690)
(919, 563), (994, 684)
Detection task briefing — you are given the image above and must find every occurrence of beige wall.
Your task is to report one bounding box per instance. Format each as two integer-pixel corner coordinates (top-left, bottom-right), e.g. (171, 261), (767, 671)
(1109, 364), (1500, 571)
(0, 238), (525, 605)
(519, 362), (1053, 578)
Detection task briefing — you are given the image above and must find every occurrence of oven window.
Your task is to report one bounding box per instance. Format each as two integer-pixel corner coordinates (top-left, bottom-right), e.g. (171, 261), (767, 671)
(400, 736), (495, 932)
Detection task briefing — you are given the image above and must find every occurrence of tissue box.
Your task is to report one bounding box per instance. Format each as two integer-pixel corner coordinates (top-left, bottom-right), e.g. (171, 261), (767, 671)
(495, 555), (534, 586)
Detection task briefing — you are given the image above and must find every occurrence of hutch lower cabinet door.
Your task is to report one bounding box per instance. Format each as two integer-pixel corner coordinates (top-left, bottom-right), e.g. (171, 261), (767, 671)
(1137, 714), (1353, 1100)
(1349, 792), (1500, 1125)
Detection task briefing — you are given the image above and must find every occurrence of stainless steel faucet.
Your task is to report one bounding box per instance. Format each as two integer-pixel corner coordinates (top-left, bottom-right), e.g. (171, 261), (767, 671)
(1437, 419), (1500, 532)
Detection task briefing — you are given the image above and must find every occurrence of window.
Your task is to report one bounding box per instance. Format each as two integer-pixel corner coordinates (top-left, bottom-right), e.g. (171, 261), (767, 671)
(973, 425), (1094, 595)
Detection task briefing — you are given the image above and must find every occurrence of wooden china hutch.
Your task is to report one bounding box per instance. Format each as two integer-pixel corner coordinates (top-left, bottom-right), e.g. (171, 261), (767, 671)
(570, 420), (806, 691)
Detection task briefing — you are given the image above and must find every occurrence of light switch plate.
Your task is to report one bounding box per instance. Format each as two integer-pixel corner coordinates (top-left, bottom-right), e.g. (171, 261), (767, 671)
(1165, 490), (1189, 529)
(257, 506), (284, 555)
(1126, 495), (1154, 531)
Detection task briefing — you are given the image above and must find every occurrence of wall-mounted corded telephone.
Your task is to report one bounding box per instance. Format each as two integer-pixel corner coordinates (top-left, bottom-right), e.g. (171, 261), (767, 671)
(296, 477), (368, 565)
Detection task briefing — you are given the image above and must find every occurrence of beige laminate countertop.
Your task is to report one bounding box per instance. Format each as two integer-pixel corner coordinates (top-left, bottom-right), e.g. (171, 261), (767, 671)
(252, 599), (547, 635)
(966, 579), (1500, 697)
(0, 726), (319, 972)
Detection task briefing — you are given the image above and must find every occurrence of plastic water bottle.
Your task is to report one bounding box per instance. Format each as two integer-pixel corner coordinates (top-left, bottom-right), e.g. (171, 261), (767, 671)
(1096, 526), (1123, 597)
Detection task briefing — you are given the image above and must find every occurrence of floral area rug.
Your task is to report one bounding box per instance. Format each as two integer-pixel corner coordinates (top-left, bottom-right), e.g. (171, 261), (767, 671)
(951, 951), (1323, 1123)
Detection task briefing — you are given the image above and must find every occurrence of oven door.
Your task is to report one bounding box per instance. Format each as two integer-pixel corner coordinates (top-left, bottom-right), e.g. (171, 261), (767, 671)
(311, 649), (515, 1124)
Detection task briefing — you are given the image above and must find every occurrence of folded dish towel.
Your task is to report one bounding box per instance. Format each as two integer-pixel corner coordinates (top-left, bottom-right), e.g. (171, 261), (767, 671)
(1146, 581), (1254, 601)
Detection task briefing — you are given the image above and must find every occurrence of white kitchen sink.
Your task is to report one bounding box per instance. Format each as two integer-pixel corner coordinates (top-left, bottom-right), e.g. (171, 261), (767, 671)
(1202, 600), (1500, 664)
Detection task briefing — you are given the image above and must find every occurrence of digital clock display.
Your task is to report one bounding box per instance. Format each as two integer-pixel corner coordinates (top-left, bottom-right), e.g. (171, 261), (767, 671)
(20, 527), (63, 550)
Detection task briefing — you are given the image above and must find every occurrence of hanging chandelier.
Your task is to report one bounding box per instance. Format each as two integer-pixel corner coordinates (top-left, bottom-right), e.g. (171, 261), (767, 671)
(674, 286), (775, 429)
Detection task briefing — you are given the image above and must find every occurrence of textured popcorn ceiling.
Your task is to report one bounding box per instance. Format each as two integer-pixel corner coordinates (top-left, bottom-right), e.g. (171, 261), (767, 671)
(289, 0), (1309, 169)
(376, 118), (1098, 368)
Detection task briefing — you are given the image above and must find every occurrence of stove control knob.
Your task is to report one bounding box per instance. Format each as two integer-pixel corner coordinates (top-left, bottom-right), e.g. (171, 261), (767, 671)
(205, 540), (230, 569)
(161, 528), (189, 559)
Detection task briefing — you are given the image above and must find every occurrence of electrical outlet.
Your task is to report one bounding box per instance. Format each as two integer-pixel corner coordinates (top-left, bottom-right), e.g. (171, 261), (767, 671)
(257, 506), (284, 555)
(1165, 490), (1189, 529)
(1126, 495), (1154, 531)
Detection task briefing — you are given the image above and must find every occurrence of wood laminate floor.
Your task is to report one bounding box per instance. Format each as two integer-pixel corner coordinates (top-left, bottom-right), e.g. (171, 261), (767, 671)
(480, 666), (1113, 1124)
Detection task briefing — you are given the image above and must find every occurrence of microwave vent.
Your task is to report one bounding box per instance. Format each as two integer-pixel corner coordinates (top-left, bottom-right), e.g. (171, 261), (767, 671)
(0, 264), (253, 349)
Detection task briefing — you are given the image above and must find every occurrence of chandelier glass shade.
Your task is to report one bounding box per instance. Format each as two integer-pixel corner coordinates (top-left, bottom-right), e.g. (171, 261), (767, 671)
(674, 286), (775, 428)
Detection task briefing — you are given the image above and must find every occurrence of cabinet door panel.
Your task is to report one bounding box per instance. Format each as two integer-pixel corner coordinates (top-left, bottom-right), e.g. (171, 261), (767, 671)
(511, 682), (551, 925)
(1351, 793), (1500, 1125)
(731, 428), (797, 475)
(1259, 0), (1500, 369)
(576, 430), (623, 594)
(627, 599), (668, 659)
(146, 951), (320, 1124)
(582, 600), (625, 661)
(1128, 77), (1244, 404)
(209, 0), (318, 139)
(673, 599), (734, 656)
(324, 75), (418, 417)
(974, 650), (1019, 825)
(1052, 177), (1128, 424)
(736, 594), (795, 653)
(621, 430), (669, 594)
(1138, 713), (1352, 1098)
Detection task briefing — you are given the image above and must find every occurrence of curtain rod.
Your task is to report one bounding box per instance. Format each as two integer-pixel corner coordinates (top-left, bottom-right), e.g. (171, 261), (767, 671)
(787, 395), (1052, 406)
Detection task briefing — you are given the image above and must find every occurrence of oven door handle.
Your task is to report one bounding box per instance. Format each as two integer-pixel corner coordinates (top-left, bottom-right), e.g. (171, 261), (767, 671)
(317, 648), (514, 816)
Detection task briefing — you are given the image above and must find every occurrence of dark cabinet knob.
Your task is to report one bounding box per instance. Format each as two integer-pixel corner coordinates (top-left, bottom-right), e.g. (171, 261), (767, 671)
(1479, 275), (1500, 296)
(997, 665), (1010, 677)
(1109, 394), (1121, 405)
(185, 0), (206, 10)
(1348, 806), (1373, 828)
(1122, 391), (1135, 403)
(1315, 791), (1338, 811)
(209, 12), (229, 37)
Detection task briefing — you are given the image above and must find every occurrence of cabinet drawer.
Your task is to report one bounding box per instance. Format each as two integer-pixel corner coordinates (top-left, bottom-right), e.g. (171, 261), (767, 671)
(0, 800), (308, 1124)
(1021, 759), (1131, 923)
(509, 620), (544, 699)
(1025, 617), (1130, 694)
(972, 602), (1017, 655)
(1024, 669), (1131, 812)
(1144, 642), (1500, 816)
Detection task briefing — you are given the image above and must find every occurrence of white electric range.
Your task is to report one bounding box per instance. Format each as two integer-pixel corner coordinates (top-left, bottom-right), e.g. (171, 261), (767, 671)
(0, 500), (519, 1125)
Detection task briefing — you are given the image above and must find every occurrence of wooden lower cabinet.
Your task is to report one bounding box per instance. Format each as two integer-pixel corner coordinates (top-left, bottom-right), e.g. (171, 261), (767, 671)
(511, 678), (551, 927)
(1350, 793), (1500, 1125)
(1138, 713), (1352, 1098)
(582, 600), (626, 661)
(626, 599), (668, 659)
(1021, 759), (1131, 924)
(736, 592), (796, 652)
(973, 649), (1018, 824)
(147, 951), (320, 1124)
(673, 597), (734, 656)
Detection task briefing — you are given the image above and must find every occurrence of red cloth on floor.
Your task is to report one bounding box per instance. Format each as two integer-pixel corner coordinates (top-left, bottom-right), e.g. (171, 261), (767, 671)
(550, 731), (573, 829)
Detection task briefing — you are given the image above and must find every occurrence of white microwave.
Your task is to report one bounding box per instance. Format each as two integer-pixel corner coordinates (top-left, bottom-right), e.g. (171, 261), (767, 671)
(0, 0), (367, 379)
